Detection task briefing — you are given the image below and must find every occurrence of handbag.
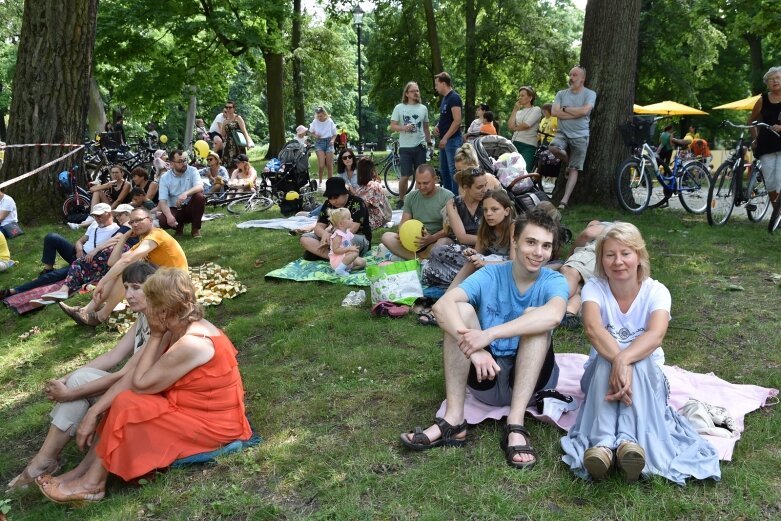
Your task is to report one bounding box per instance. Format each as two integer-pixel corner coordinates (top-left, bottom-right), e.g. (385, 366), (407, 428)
(1, 222), (24, 238)
(231, 129), (248, 148)
(366, 259), (423, 305)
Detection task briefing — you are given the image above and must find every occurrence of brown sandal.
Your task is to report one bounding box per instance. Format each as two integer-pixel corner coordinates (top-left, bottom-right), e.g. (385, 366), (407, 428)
(400, 417), (467, 451)
(500, 424), (537, 469)
(6, 459), (61, 491)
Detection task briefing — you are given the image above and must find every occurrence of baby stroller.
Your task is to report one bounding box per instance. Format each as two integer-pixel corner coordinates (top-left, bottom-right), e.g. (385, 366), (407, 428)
(263, 141), (317, 216)
(472, 135), (550, 214)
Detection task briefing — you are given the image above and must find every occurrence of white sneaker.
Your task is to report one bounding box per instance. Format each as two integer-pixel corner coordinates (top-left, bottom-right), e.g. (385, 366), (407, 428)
(341, 291), (357, 307)
(30, 298), (57, 306)
(40, 290), (69, 301)
(67, 222), (81, 230)
(353, 290), (366, 305)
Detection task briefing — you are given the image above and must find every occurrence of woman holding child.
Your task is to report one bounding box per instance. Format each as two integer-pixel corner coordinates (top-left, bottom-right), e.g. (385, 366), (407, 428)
(35, 268), (253, 503)
(560, 222), (720, 484)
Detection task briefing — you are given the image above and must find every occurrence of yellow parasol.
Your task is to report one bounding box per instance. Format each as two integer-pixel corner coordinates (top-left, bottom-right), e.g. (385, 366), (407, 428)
(633, 104), (653, 114)
(635, 100), (708, 116)
(712, 94), (761, 111)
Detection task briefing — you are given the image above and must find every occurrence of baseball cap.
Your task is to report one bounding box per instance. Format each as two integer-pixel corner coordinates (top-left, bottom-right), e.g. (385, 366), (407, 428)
(91, 203), (112, 215)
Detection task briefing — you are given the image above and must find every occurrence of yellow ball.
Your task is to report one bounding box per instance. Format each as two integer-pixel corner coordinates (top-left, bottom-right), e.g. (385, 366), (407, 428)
(399, 219), (425, 252)
(193, 139), (209, 159)
(159, 134), (168, 144)
(285, 191), (300, 201)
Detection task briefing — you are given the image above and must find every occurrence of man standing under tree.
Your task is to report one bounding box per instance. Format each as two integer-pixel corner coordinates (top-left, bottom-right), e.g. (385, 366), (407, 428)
(433, 72), (463, 194)
(550, 66), (596, 210)
(390, 82), (431, 209)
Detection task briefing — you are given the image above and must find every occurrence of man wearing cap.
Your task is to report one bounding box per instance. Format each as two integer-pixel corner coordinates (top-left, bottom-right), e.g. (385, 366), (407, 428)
(380, 164), (453, 260)
(0, 187), (22, 239)
(60, 207), (187, 326)
(157, 149), (206, 238)
(198, 150), (229, 194)
(300, 177), (371, 261)
(0, 203), (119, 300)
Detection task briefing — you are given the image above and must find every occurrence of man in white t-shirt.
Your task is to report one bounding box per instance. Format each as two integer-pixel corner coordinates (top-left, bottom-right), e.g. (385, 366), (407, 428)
(0, 188), (21, 238)
(208, 109), (226, 153)
(390, 81), (432, 208)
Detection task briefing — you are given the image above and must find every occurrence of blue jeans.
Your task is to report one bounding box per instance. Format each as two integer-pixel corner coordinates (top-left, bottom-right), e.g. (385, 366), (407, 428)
(14, 267), (69, 293)
(439, 134), (463, 193)
(41, 233), (76, 266)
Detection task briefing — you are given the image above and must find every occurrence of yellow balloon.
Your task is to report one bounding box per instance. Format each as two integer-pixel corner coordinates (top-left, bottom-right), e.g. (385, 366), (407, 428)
(159, 134), (168, 144)
(399, 219), (425, 252)
(194, 139), (209, 159)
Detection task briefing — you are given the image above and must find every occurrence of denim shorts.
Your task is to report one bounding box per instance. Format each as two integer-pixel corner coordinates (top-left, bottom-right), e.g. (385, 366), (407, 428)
(314, 137), (334, 154)
(399, 144), (427, 177)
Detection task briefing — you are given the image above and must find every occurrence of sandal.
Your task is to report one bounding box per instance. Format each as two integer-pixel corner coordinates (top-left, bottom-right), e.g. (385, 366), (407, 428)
(500, 424), (537, 470)
(616, 442), (645, 483)
(417, 311), (438, 327)
(560, 312), (581, 329)
(400, 417), (467, 451)
(6, 459), (61, 492)
(584, 446), (613, 481)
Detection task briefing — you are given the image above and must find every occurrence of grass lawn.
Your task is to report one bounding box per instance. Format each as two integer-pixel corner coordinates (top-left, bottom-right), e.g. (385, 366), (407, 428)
(1, 199), (780, 520)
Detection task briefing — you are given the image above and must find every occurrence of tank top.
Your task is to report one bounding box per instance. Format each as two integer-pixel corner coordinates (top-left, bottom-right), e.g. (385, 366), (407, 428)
(757, 92), (781, 157)
(110, 180), (130, 204)
(452, 196), (481, 237)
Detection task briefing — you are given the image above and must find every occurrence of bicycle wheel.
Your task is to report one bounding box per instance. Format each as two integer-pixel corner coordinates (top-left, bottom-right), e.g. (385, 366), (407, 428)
(227, 196), (272, 214)
(677, 162), (711, 214)
(62, 196), (88, 219)
(614, 158), (652, 214)
(747, 171), (770, 222)
(383, 156), (404, 196)
(706, 161), (737, 226)
(769, 202), (781, 233)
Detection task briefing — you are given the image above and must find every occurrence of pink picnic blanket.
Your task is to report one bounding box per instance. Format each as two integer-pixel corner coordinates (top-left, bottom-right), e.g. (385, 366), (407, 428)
(1, 281), (65, 315)
(436, 353), (777, 461)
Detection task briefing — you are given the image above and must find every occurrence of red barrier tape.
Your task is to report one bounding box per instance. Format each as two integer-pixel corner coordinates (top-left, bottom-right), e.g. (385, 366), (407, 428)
(0, 146), (85, 190)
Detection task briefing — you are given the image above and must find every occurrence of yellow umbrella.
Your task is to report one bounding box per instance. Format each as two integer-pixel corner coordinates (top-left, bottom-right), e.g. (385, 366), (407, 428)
(633, 104), (655, 114)
(713, 94), (761, 111)
(636, 100), (708, 116)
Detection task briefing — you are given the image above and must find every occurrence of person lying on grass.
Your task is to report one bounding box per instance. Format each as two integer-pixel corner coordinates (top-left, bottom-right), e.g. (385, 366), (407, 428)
(7, 262), (157, 492)
(400, 206), (568, 469)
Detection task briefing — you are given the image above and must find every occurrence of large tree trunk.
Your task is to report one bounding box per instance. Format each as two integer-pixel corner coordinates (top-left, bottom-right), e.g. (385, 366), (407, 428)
(264, 52), (285, 158)
(565, 0), (642, 206)
(464, 0), (476, 125)
(1, 0), (98, 222)
(744, 33), (764, 95)
(292, 0), (305, 125)
(86, 76), (106, 137)
(422, 0), (444, 75)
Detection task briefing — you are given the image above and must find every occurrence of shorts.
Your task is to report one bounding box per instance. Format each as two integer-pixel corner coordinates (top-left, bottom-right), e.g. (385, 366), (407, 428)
(302, 231), (370, 255)
(467, 337), (558, 407)
(314, 137), (334, 154)
(550, 134), (590, 171)
(760, 151), (781, 193)
(399, 144), (427, 177)
(562, 242), (597, 284)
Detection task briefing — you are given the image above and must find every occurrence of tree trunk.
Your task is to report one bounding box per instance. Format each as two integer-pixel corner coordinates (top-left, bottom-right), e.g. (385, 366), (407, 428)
(422, 0), (444, 75)
(86, 76), (106, 137)
(744, 33), (764, 95)
(264, 52), (285, 159)
(292, 0), (305, 125)
(565, 0), (642, 206)
(1, 0), (98, 223)
(464, 0), (476, 125)
(184, 89), (197, 150)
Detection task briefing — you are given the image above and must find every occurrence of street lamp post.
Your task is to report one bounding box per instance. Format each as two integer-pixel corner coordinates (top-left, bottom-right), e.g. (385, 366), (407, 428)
(353, 5), (364, 153)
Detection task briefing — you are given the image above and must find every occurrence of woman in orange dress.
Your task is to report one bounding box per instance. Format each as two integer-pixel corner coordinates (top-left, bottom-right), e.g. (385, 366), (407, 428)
(36, 268), (252, 504)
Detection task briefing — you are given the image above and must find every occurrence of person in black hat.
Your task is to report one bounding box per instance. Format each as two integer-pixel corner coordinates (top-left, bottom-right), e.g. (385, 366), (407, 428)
(299, 177), (372, 261)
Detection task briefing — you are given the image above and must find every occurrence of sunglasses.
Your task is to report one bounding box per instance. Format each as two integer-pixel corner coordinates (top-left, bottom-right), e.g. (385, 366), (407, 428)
(342, 155), (354, 160)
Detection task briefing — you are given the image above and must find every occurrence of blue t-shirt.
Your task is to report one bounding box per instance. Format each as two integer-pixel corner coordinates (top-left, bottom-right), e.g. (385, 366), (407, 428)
(158, 166), (202, 206)
(438, 90), (463, 138)
(459, 264), (568, 357)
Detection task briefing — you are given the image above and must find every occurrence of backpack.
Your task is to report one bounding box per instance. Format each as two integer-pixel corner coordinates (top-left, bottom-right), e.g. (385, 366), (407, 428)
(690, 139), (711, 158)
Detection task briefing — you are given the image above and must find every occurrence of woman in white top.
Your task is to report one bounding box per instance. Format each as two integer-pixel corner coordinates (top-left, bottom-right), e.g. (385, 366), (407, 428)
(309, 106), (338, 185)
(466, 103), (490, 141)
(507, 86), (543, 169)
(560, 222), (720, 484)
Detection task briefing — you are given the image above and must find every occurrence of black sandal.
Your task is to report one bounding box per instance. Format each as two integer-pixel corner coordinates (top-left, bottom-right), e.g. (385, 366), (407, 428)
(560, 312), (581, 329)
(500, 424), (537, 469)
(400, 417), (467, 451)
(417, 311), (438, 327)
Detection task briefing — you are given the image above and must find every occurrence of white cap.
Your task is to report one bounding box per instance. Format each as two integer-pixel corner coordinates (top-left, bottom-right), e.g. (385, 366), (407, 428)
(91, 203), (112, 215)
(113, 203), (134, 214)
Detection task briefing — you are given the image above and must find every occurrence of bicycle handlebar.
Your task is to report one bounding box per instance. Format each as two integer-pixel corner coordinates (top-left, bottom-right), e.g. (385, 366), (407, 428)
(720, 120), (780, 137)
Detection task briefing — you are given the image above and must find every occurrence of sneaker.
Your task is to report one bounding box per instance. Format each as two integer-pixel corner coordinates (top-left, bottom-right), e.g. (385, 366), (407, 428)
(341, 291), (357, 307)
(30, 298), (58, 306)
(353, 290), (366, 305)
(40, 290), (69, 301)
(67, 222), (81, 230)
(192, 230), (202, 238)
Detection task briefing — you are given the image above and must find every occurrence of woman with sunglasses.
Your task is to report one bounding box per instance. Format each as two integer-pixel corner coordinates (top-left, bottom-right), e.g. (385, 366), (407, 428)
(89, 165), (132, 210)
(337, 148), (358, 191)
(219, 101), (251, 168)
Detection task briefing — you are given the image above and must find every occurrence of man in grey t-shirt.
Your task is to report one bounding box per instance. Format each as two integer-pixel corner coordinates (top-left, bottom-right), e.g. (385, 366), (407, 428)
(390, 82), (432, 208)
(550, 66), (597, 209)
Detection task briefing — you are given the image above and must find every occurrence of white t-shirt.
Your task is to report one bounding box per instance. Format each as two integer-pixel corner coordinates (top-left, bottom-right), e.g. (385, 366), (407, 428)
(209, 113), (225, 133)
(83, 221), (120, 255)
(0, 193), (18, 226)
(511, 106), (543, 147)
(581, 277), (671, 367)
(309, 118), (337, 140)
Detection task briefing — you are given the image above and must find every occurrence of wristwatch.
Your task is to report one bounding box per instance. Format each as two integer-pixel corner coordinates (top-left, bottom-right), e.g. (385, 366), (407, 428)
(562, 106), (568, 114)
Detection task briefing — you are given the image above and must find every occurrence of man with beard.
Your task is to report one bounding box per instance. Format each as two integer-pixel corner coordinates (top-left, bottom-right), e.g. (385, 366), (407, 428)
(157, 149), (206, 238)
(390, 81), (432, 208)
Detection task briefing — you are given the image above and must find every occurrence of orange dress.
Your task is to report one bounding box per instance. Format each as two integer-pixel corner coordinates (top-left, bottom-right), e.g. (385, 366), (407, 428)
(95, 331), (252, 481)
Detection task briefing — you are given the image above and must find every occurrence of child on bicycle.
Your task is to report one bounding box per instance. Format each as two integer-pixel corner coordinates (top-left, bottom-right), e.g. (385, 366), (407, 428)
(328, 207), (366, 276)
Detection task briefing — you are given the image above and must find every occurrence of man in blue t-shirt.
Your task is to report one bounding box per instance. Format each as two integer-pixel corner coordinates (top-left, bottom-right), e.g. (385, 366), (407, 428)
(400, 207), (568, 470)
(432, 72), (463, 194)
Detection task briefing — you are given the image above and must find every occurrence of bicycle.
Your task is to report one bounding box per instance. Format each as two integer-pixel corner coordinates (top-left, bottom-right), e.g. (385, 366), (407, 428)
(614, 116), (712, 214)
(59, 164), (92, 220)
(376, 138), (404, 195)
(224, 174), (319, 215)
(708, 120), (777, 227)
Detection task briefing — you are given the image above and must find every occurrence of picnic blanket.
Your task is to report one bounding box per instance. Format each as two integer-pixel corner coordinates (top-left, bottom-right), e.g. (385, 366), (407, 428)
(2, 280), (66, 315)
(237, 210), (404, 231)
(107, 262), (247, 333)
(436, 353), (777, 461)
(265, 258), (372, 286)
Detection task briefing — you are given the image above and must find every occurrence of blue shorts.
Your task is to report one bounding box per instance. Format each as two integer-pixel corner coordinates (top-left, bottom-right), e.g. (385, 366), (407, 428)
(314, 137), (334, 154)
(399, 144), (427, 177)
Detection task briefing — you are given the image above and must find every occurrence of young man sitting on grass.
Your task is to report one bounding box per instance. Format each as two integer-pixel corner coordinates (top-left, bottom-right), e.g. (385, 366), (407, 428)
(400, 207), (568, 469)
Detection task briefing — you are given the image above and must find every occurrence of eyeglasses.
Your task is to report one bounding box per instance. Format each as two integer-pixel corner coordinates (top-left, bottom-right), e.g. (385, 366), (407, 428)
(129, 217), (150, 225)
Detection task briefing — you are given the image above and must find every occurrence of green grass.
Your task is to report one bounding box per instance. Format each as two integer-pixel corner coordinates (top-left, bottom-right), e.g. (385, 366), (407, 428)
(2, 203), (781, 520)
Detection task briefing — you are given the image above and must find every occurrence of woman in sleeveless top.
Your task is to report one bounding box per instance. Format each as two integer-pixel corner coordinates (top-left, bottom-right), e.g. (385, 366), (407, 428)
(90, 165), (132, 210)
(220, 101), (251, 168)
(750, 66), (781, 212)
